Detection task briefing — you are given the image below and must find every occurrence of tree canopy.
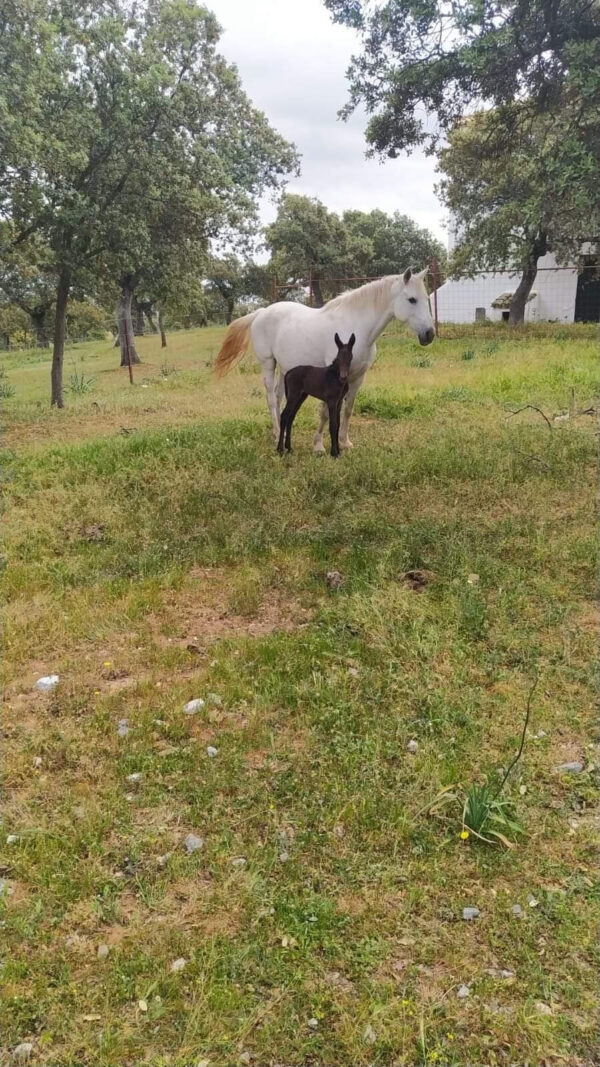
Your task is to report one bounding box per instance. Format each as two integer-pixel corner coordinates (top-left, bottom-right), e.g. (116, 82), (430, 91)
(437, 103), (600, 322)
(0, 0), (298, 402)
(266, 194), (444, 305)
(324, 0), (600, 157)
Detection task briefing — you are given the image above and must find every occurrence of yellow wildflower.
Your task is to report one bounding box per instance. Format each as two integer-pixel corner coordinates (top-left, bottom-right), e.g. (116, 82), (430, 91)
(460, 830), (470, 840)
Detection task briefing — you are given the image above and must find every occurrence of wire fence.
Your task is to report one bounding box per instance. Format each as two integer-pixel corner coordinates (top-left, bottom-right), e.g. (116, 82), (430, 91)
(272, 259), (600, 336)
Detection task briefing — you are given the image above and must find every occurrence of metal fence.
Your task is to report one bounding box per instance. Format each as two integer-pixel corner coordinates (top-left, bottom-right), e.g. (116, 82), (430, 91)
(272, 259), (600, 336)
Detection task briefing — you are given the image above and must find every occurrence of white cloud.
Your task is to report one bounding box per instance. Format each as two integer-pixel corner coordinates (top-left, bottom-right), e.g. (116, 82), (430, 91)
(211, 0), (447, 246)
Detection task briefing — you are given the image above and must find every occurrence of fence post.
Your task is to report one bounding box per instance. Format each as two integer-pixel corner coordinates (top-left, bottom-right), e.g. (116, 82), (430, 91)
(308, 269), (314, 308)
(272, 275), (278, 304)
(432, 258), (440, 337)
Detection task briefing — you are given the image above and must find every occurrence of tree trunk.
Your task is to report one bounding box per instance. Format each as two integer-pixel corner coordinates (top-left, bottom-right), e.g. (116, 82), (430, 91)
(143, 303), (158, 333)
(31, 307), (50, 348)
(158, 308), (167, 348)
(51, 267), (71, 407)
(113, 325), (120, 347)
(225, 296), (235, 325)
(312, 275), (324, 308)
(117, 276), (141, 367)
(508, 233), (547, 326)
(132, 296), (145, 336)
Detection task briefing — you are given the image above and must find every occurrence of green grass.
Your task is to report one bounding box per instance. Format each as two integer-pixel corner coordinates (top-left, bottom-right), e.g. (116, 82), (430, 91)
(1, 321), (599, 1066)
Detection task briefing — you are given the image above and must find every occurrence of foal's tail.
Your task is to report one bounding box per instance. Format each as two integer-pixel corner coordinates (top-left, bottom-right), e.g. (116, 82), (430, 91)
(213, 310), (260, 377)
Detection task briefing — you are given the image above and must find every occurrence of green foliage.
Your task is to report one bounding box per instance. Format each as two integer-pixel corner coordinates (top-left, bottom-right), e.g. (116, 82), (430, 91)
(462, 783), (523, 845)
(266, 195), (444, 300)
(0, 305), (30, 347)
(1, 0), (298, 402)
(437, 107), (600, 279)
(0, 364), (15, 398)
(461, 348), (475, 361)
(67, 362), (96, 396)
(325, 0), (600, 158)
(65, 301), (110, 342)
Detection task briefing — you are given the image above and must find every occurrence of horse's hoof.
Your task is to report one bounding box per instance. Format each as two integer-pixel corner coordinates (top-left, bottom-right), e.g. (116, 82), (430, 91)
(313, 443), (326, 454)
(340, 439), (354, 450)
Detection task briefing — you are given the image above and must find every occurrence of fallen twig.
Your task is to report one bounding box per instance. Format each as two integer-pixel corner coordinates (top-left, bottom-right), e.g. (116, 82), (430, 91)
(493, 672), (539, 799)
(506, 405), (552, 431)
(513, 448), (552, 470)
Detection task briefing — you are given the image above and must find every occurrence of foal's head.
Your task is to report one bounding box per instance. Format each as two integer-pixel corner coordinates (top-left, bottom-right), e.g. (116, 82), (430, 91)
(333, 332), (355, 381)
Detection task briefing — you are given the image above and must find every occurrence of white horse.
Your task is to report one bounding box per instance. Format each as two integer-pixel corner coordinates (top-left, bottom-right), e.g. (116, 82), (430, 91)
(214, 268), (435, 451)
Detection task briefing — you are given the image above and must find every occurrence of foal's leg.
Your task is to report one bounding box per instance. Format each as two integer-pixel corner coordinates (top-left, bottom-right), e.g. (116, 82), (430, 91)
(260, 356), (281, 440)
(284, 393), (307, 452)
(313, 402), (328, 454)
(277, 403), (289, 454)
(339, 370), (366, 449)
(328, 401), (341, 458)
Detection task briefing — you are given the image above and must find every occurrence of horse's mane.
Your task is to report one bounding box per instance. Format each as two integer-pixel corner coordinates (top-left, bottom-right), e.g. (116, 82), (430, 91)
(323, 275), (399, 313)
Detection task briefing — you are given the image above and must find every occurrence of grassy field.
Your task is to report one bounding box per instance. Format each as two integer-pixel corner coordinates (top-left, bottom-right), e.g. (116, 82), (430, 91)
(1, 321), (598, 1066)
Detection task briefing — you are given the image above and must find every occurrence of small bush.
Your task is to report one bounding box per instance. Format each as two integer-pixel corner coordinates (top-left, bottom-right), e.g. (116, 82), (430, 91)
(413, 356), (433, 368)
(0, 365), (15, 398)
(461, 347), (476, 361)
(68, 362), (96, 396)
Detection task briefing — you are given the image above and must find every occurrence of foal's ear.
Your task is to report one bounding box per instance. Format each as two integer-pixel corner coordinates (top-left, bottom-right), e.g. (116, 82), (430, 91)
(348, 332), (356, 348)
(334, 332), (342, 348)
(403, 267), (412, 285)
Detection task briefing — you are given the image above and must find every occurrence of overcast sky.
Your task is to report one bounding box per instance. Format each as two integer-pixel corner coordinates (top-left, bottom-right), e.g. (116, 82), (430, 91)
(211, 0), (448, 248)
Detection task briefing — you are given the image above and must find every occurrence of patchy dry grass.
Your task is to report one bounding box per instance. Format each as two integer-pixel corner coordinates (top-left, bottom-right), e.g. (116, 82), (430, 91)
(1, 321), (599, 1066)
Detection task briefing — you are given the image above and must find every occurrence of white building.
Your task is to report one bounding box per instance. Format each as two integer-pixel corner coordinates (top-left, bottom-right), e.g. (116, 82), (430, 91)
(436, 235), (599, 323)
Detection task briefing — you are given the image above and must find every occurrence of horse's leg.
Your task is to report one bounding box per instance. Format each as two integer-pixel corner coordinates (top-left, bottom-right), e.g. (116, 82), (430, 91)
(313, 402), (328, 454)
(339, 371), (366, 450)
(260, 356), (280, 439)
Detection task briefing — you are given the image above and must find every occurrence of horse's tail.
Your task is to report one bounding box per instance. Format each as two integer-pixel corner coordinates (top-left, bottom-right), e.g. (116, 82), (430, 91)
(213, 310), (260, 377)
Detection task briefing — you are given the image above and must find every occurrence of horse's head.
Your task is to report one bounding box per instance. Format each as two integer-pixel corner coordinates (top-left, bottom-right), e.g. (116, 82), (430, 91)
(393, 267), (435, 346)
(334, 331), (355, 380)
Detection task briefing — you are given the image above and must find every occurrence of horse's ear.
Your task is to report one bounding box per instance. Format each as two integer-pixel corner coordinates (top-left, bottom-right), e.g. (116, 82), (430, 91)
(334, 332), (342, 348)
(403, 267), (412, 285)
(415, 266), (428, 280)
(349, 332), (356, 348)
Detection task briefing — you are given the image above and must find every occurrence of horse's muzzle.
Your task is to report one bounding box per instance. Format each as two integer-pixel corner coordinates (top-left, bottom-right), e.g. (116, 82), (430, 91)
(419, 328), (435, 346)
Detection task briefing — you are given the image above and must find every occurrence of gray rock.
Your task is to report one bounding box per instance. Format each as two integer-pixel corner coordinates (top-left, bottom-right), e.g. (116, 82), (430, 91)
(462, 907), (480, 921)
(325, 570), (343, 589)
(535, 729), (547, 739)
(117, 719), (130, 737)
(12, 1044), (34, 1063)
(184, 833), (204, 854)
(307, 1017), (319, 1029)
(6, 834), (19, 845)
(184, 698), (205, 714)
(535, 1000), (552, 1015)
(97, 943), (109, 960)
(511, 904), (523, 917)
(363, 1024), (377, 1045)
(556, 761), (584, 773)
(206, 746), (218, 758)
(35, 674), (59, 692)
(126, 772), (142, 783)
(32, 756), (43, 768)
(278, 851), (289, 863)
(231, 857), (247, 868)
(407, 739), (419, 754)
(457, 984), (470, 999)
(170, 957), (187, 972)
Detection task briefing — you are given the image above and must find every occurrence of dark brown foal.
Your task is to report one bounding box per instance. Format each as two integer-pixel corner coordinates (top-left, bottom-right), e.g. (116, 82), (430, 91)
(277, 333), (355, 457)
